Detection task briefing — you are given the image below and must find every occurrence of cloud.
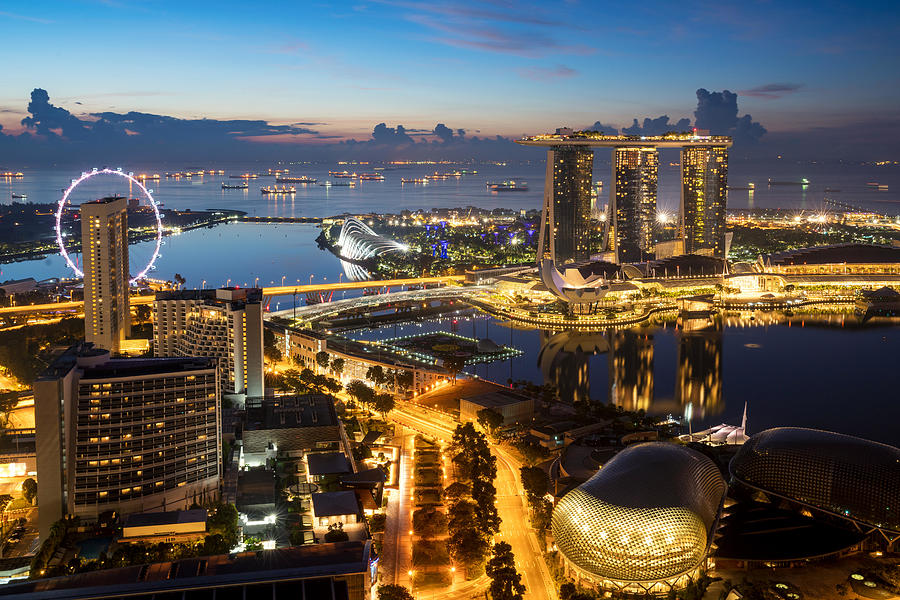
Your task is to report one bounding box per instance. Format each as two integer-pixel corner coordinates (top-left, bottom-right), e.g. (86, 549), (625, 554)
(622, 115), (691, 136)
(738, 83), (804, 99)
(433, 123), (467, 143)
(694, 88), (766, 143)
(584, 121), (618, 134)
(518, 65), (577, 81)
(393, 1), (593, 57)
(371, 123), (416, 145)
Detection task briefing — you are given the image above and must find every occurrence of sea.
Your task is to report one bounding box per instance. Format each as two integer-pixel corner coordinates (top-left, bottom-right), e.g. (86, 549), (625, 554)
(1, 160), (899, 444)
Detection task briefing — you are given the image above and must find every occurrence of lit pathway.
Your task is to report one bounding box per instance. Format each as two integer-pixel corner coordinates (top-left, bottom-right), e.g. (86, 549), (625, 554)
(388, 402), (557, 600)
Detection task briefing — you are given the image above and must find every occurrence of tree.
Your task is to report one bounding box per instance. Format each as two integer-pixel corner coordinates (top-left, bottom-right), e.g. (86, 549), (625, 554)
(374, 392), (395, 419)
(486, 542), (526, 600)
(442, 355), (466, 383)
(476, 408), (503, 435)
(324, 522), (349, 542)
(395, 369), (414, 392)
(346, 380), (375, 411)
(21, 478), (36, 504)
(412, 507), (447, 538)
(315, 351), (330, 372)
(243, 536), (263, 551)
(201, 533), (229, 555)
(134, 304), (151, 324)
(207, 503), (239, 549)
(448, 527), (489, 574)
(519, 466), (549, 500)
(331, 357), (345, 377)
(443, 481), (471, 502)
(173, 273), (186, 288)
(366, 365), (386, 387)
(377, 584), (414, 600)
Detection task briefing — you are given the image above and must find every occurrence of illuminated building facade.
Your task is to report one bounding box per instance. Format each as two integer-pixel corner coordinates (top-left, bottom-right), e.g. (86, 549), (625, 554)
(731, 428), (900, 544)
(154, 288), (264, 402)
(518, 132), (732, 269)
(34, 343), (221, 542)
(81, 197), (130, 353)
(681, 146), (728, 257)
(551, 443), (725, 595)
(612, 147), (659, 263)
(537, 146), (594, 264)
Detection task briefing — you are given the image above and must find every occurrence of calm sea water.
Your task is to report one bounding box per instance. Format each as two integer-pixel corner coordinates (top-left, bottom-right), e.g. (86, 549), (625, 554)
(354, 312), (900, 446)
(2, 161), (899, 444)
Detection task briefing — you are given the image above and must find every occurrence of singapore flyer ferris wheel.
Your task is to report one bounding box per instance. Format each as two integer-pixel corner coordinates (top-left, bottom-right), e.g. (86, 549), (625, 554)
(55, 167), (163, 284)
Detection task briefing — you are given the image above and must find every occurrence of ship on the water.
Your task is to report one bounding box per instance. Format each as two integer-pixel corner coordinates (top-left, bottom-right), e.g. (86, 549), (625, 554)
(329, 170), (355, 178)
(487, 180), (529, 192)
(11, 193), (27, 199)
(358, 173), (385, 181)
(230, 173), (259, 179)
(727, 182), (756, 191)
(768, 178), (809, 186)
(320, 181), (356, 187)
(401, 178), (428, 184)
(0, 172), (24, 178)
(276, 176), (317, 184)
(261, 186), (296, 194)
(222, 182), (248, 190)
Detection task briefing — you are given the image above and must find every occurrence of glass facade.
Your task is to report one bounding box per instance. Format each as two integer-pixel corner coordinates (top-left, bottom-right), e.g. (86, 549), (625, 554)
(613, 147), (659, 263)
(731, 428), (900, 534)
(551, 443), (725, 593)
(539, 146), (593, 264)
(681, 146), (728, 257)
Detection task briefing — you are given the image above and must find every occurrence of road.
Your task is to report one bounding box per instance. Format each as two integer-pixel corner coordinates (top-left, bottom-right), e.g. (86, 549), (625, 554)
(389, 403), (557, 600)
(0, 275), (466, 316)
(380, 428), (414, 589)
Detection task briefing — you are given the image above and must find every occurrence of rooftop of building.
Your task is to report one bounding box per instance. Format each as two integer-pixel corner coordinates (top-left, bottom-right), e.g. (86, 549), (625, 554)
(155, 286), (262, 305)
(312, 491), (360, 517)
(37, 343), (217, 381)
(517, 131), (732, 148)
(84, 195), (127, 205)
(646, 254), (726, 276)
(340, 468), (387, 486)
(306, 452), (352, 476)
(243, 395), (338, 431)
(0, 542), (371, 599)
(765, 243), (900, 266)
(123, 509), (207, 529)
(417, 378), (531, 413)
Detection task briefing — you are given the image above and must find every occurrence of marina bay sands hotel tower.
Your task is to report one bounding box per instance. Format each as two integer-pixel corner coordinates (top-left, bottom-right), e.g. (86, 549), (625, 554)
(517, 130), (732, 265)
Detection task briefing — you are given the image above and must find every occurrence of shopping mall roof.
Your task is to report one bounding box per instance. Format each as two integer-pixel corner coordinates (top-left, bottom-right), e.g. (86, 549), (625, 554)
(306, 452), (352, 476)
(312, 491), (360, 518)
(765, 243), (900, 266)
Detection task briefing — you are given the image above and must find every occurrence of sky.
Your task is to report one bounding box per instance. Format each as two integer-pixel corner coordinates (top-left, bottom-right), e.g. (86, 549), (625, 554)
(0, 0), (898, 161)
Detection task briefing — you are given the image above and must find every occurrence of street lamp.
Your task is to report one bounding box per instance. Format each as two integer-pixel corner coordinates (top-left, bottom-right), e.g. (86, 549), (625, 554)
(339, 273), (343, 284)
(201, 280), (206, 289)
(254, 277), (259, 288)
(226, 278), (231, 287)
(281, 275), (286, 287)
(309, 274), (314, 285)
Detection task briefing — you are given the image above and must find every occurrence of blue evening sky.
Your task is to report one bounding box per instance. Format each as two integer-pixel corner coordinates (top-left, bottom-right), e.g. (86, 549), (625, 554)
(0, 0), (898, 140)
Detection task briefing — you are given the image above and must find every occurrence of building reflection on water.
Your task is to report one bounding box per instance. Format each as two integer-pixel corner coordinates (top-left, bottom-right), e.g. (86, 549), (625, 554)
(538, 317), (724, 422)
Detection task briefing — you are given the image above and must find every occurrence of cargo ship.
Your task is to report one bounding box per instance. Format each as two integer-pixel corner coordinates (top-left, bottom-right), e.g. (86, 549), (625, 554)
(136, 173), (161, 181)
(727, 183), (756, 191)
(329, 170), (355, 178)
(222, 182), (248, 190)
(487, 180), (528, 192)
(401, 178), (428, 184)
(261, 186), (296, 194)
(320, 181), (356, 187)
(358, 173), (385, 181)
(11, 193), (27, 199)
(0, 172), (24, 178)
(276, 176), (317, 184)
(230, 173), (258, 179)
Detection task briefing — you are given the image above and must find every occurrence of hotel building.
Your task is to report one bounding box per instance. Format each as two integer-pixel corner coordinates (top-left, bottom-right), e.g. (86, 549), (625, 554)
(153, 288), (265, 402)
(518, 132), (732, 265)
(537, 146), (594, 264)
(612, 147), (659, 263)
(681, 146), (728, 257)
(81, 196), (130, 353)
(34, 343), (221, 541)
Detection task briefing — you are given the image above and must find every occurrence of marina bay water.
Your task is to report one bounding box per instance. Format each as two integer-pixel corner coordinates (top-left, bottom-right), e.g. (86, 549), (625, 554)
(2, 162), (899, 445)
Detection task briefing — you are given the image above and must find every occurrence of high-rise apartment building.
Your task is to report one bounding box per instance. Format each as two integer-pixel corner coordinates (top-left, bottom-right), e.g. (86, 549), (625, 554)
(681, 146), (728, 257)
(34, 343), (221, 541)
(611, 147), (659, 263)
(537, 146), (594, 264)
(154, 288), (264, 402)
(81, 196), (130, 353)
